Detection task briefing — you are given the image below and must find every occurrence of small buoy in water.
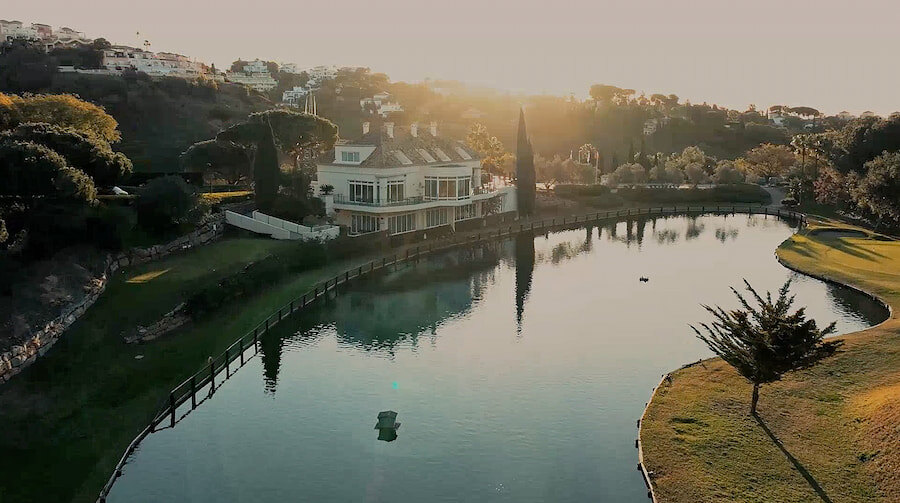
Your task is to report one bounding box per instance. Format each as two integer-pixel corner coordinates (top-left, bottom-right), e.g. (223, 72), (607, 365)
(134, 355), (144, 360)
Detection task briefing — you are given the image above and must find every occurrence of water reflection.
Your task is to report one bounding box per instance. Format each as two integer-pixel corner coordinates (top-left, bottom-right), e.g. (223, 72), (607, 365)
(108, 214), (888, 503)
(515, 232), (535, 332)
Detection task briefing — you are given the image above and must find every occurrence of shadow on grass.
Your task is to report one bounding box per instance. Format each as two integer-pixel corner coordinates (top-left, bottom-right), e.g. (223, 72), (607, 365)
(753, 413), (834, 503)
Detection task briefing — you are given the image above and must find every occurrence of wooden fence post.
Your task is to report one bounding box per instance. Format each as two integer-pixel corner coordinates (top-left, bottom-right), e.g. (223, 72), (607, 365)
(239, 338), (244, 366)
(209, 361), (215, 394)
(190, 376), (196, 409)
(225, 348), (230, 378)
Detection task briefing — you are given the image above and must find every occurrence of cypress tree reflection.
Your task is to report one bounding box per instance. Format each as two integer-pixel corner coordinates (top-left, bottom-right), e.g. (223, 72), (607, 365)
(514, 231), (535, 333)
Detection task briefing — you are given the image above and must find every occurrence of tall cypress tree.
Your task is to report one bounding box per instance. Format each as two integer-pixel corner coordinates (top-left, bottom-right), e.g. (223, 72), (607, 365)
(515, 108), (536, 216)
(254, 118), (280, 211)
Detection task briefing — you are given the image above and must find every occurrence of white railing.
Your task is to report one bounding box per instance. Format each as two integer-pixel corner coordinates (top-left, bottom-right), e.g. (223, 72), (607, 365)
(225, 211), (339, 241)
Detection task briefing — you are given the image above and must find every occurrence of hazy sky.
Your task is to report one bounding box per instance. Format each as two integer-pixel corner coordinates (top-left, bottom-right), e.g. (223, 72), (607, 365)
(6, 1), (897, 114)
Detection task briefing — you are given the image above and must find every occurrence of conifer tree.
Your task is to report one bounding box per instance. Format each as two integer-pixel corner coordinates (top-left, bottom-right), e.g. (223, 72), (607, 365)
(515, 108), (536, 215)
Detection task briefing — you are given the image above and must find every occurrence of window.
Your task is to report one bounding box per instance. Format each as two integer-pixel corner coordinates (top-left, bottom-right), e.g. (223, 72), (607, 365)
(438, 178), (454, 198)
(388, 213), (416, 234)
(350, 214), (379, 235)
(393, 150), (413, 165)
(387, 180), (405, 202)
(426, 208), (449, 228)
(340, 150), (360, 163)
(457, 177), (470, 198)
(425, 178), (439, 199)
(455, 203), (476, 221)
(349, 181), (374, 203)
(425, 176), (472, 200)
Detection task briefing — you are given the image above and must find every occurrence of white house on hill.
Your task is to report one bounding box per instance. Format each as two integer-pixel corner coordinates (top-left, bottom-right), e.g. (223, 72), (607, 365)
(316, 122), (516, 236)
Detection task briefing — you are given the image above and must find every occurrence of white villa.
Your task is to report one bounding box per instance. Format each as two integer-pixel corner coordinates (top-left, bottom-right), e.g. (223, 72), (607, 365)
(225, 60), (277, 91)
(317, 122), (516, 236)
(101, 46), (206, 78)
(360, 92), (404, 118)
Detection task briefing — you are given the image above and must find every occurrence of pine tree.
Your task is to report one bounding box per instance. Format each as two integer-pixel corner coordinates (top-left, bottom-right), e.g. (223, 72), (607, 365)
(515, 108), (536, 216)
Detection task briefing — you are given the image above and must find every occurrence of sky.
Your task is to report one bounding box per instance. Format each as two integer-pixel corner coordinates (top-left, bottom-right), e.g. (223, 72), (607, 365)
(6, 0), (898, 115)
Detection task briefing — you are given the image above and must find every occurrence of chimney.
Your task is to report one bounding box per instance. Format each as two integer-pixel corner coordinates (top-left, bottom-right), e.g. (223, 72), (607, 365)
(362, 121), (370, 135)
(385, 122), (394, 139)
(410, 122), (418, 137)
(429, 121), (438, 136)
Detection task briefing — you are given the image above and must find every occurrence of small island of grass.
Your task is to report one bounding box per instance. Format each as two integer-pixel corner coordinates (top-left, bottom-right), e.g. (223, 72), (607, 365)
(640, 220), (900, 502)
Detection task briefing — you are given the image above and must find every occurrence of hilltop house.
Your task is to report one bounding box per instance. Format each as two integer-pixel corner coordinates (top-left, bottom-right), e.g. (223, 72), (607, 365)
(316, 122), (516, 236)
(225, 60), (277, 91)
(360, 92), (404, 118)
(101, 46), (206, 78)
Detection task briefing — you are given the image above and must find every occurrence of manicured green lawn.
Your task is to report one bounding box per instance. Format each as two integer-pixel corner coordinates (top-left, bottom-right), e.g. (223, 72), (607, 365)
(641, 221), (900, 502)
(0, 235), (369, 503)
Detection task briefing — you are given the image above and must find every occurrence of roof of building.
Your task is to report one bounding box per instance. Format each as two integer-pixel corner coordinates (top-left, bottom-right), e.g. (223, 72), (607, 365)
(319, 124), (480, 169)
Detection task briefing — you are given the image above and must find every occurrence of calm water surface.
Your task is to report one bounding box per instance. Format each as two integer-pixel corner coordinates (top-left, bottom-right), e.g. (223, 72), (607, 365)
(109, 214), (887, 503)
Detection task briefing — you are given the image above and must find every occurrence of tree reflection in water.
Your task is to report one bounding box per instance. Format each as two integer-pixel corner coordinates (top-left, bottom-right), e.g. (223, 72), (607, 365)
(514, 231), (535, 333)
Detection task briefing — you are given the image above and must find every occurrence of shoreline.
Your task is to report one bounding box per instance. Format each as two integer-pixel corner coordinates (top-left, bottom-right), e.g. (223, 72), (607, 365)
(639, 222), (899, 502)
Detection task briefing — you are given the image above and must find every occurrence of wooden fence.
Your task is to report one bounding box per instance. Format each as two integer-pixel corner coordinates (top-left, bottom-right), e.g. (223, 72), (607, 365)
(97, 204), (805, 502)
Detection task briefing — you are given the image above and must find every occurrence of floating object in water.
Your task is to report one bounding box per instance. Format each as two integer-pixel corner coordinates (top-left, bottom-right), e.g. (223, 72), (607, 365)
(375, 410), (400, 442)
(639, 277), (649, 282)
(375, 410), (400, 430)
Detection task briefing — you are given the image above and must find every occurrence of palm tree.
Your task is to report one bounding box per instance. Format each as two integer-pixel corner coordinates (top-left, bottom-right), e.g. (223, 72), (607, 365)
(691, 280), (840, 415)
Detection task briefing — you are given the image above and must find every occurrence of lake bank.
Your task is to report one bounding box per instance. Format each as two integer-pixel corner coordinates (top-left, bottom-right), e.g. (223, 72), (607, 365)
(640, 221), (900, 502)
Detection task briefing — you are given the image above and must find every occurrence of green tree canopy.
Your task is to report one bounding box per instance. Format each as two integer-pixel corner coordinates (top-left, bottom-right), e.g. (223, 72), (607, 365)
(851, 151), (900, 226)
(692, 280), (839, 414)
(1, 93), (121, 144)
(1, 123), (131, 186)
(181, 139), (253, 185)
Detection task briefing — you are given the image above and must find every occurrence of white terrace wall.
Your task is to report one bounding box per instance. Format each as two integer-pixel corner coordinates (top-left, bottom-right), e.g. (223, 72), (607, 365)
(225, 210), (339, 241)
(0, 214), (226, 385)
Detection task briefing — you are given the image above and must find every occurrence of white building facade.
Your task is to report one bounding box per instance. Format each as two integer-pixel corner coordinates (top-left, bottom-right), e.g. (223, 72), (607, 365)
(317, 122), (516, 237)
(225, 60), (277, 91)
(101, 46), (206, 78)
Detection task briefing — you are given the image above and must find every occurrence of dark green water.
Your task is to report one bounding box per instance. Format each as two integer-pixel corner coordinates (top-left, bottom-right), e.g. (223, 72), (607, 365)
(108, 214), (887, 502)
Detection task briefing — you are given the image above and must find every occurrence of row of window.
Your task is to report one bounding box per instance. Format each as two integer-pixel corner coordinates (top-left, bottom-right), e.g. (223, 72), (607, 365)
(349, 181), (374, 203)
(350, 214), (379, 235)
(340, 151), (361, 162)
(426, 208), (449, 228)
(388, 213), (416, 234)
(424, 176), (471, 200)
(352, 203), (483, 236)
(454, 203), (477, 221)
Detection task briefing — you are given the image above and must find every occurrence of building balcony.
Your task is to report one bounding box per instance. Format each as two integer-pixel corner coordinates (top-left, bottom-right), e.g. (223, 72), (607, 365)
(332, 187), (506, 213)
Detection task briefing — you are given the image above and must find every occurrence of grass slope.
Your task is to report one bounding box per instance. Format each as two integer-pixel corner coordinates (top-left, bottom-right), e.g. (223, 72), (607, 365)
(0, 235), (368, 503)
(641, 221), (900, 503)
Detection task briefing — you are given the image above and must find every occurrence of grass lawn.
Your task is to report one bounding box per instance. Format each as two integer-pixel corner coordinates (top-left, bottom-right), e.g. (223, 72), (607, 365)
(641, 220), (900, 502)
(0, 234), (372, 503)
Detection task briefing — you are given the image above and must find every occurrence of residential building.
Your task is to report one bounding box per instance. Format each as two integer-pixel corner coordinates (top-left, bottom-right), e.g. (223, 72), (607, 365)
(306, 65), (337, 88)
(225, 59), (277, 91)
(0, 20), (39, 41)
(360, 92), (404, 118)
(282, 86), (309, 106)
(836, 111), (856, 121)
(317, 122), (516, 236)
(101, 46), (206, 78)
(280, 62), (300, 74)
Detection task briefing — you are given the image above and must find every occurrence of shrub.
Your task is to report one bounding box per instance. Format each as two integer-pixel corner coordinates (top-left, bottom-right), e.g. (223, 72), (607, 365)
(185, 241), (330, 316)
(617, 184), (770, 205)
(135, 176), (207, 233)
(554, 184), (611, 198)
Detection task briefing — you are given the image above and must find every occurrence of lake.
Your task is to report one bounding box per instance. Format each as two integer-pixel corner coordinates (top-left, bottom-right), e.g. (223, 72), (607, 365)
(108, 214), (888, 502)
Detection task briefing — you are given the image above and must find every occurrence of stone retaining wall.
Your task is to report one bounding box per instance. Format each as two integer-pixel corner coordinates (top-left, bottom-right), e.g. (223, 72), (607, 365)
(0, 214), (226, 384)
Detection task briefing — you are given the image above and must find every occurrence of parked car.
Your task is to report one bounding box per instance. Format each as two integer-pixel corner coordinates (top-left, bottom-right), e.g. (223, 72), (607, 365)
(780, 197), (798, 207)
